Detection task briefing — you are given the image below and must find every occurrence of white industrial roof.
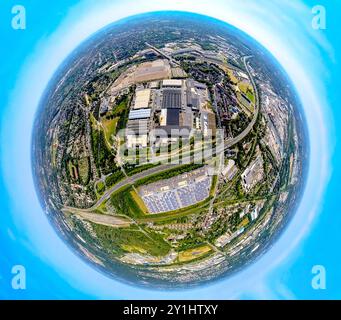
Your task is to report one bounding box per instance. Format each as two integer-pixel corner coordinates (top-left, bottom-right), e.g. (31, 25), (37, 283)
(133, 89), (151, 109)
(162, 79), (182, 87)
(128, 108), (151, 120)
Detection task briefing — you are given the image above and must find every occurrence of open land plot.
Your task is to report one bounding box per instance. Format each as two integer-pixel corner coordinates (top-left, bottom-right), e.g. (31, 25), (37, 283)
(91, 224), (171, 257)
(178, 245), (212, 263)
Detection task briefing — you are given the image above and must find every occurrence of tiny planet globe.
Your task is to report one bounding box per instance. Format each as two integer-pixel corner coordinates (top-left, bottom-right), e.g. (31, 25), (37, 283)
(32, 11), (308, 288)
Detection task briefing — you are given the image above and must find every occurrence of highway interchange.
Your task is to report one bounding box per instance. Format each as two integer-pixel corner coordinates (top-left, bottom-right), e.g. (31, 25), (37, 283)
(63, 55), (260, 223)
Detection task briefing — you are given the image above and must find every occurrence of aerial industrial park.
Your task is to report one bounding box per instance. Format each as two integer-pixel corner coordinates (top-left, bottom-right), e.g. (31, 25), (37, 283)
(123, 76), (215, 149)
(33, 13), (307, 287)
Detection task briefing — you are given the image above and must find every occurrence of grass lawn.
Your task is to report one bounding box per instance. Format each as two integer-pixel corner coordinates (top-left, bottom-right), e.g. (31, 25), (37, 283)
(102, 116), (119, 145)
(90, 112), (100, 130)
(238, 81), (252, 94)
(226, 69), (238, 85)
(96, 181), (105, 196)
(91, 224), (171, 256)
(238, 216), (250, 228)
(95, 200), (108, 214)
(110, 185), (147, 218)
(130, 188), (149, 213)
(78, 157), (90, 185)
(178, 245), (212, 263)
(112, 99), (128, 116)
(246, 89), (255, 105)
(209, 175), (218, 197)
(68, 161), (78, 180)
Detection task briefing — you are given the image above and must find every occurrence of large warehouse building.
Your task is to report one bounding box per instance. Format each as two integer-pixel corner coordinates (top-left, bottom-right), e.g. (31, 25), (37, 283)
(133, 89), (151, 109)
(125, 76), (216, 148)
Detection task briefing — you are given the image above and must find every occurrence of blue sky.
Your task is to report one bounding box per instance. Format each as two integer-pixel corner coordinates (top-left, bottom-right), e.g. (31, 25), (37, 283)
(0, 0), (340, 299)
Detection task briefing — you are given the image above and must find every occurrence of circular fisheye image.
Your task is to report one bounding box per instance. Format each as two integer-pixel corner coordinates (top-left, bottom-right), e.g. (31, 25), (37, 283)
(32, 11), (308, 288)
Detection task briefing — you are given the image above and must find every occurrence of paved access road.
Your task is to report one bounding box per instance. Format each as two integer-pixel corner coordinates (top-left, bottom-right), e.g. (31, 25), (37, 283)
(224, 56), (260, 149)
(63, 56), (260, 214)
(93, 163), (179, 208)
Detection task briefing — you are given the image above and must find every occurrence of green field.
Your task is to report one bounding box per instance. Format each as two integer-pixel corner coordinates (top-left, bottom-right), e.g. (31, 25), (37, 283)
(91, 224), (171, 257)
(68, 161), (78, 181)
(102, 117), (119, 145)
(78, 157), (90, 185)
(114, 95), (130, 131)
(96, 181), (105, 195)
(91, 122), (116, 175)
(177, 245), (212, 263)
(110, 185), (147, 218)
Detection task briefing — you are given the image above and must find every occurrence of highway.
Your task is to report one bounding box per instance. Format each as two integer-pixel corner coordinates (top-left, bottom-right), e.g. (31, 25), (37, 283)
(142, 47), (259, 151)
(145, 42), (180, 66)
(93, 163), (179, 209)
(63, 56), (260, 214)
(224, 56), (260, 149)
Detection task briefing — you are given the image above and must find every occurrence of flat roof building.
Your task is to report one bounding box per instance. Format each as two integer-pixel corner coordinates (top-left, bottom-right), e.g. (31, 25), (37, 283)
(128, 108), (151, 120)
(162, 89), (182, 109)
(162, 79), (183, 88)
(160, 109), (180, 127)
(133, 89), (151, 109)
(222, 160), (238, 180)
(149, 81), (160, 89)
(241, 155), (264, 192)
(201, 111), (217, 137)
(166, 109), (180, 126)
(127, 119), (150, 135)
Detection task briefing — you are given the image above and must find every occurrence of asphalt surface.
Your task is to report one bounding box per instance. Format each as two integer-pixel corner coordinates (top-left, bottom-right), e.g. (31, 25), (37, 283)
(64, 56), (260, 212)
(94, 163), (177, 208)
(224, 56), (260, 149)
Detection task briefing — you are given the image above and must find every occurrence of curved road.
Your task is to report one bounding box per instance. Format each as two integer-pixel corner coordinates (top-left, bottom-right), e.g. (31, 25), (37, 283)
(224, 56), (260, 149)
(64, 56), (260, 213)
(63, 163), (179, 213)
